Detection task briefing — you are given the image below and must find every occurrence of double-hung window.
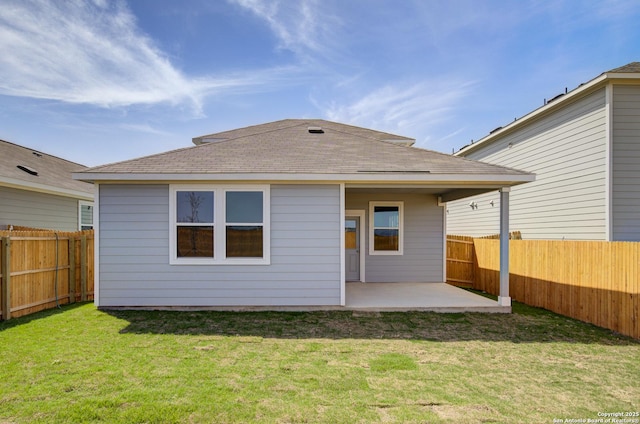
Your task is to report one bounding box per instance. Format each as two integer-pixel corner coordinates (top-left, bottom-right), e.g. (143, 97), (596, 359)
(369, 201), (403, 255)
(170, 185), (270, 265)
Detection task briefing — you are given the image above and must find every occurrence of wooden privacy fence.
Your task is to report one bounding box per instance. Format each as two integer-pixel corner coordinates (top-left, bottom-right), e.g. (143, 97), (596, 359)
(446, 236), (640, 339)
(446, 235), (475, 288)
(0, 229), (94, 320)
(446, 232), (522, 288)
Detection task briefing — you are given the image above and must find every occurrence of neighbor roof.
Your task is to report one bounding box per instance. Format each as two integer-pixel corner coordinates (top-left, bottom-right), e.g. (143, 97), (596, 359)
(0, 139), (93, 199)
(456, 61), (640, 156)
(75, 119), (532, 185)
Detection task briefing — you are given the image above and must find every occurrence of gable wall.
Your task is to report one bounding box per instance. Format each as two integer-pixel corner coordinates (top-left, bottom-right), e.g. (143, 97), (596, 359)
(447, 88), (608, 240)
(0, 185), (80, 231)
(612, 84), (640, 241)
(346, 192), (444, 282)
(97, 183), (342, 307)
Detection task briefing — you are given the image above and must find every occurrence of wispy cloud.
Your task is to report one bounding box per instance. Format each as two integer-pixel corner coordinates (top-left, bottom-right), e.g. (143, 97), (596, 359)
(229, 0), (341, 59)
(323, 79), (477, 138)
(0, 0), (290, 111)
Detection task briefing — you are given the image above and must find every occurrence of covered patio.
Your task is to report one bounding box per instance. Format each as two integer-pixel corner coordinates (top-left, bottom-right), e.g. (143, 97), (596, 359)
(344, 282), (510, 313)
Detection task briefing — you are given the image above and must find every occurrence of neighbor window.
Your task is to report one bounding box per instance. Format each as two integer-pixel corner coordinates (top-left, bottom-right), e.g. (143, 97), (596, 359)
(170, 185), (270, 265)
(369, 201), (403, 255)
(78, 201), (94, 230)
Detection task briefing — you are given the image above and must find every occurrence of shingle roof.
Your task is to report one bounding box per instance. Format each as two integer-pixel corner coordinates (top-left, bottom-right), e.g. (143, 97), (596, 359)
(80, 119), (531, 178)
(193, 119), (415, 145)
(0, 139), (93, 195)
(607, 62), (640, 73)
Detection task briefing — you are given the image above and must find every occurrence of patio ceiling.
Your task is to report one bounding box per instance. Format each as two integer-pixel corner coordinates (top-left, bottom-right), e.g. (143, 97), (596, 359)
(346, 186), (507, 202)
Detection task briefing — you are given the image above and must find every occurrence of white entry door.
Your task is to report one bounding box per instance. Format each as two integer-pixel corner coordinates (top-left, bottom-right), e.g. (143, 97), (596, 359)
(345, 217), (360, 281)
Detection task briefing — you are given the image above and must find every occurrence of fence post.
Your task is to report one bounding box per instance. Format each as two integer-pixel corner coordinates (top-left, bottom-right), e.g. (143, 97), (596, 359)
(68, 237), (76, 304)
(1, 237), (11, 320)
(80, 235), (87, 302)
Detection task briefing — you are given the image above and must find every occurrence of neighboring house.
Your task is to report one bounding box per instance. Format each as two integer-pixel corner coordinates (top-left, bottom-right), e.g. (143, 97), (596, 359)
(446, 62), (640, 241)
(0, 139), (94, 231)
(74, 119), (533, 309)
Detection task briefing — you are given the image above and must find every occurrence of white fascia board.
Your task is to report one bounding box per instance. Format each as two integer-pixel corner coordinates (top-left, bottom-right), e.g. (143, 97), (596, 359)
(455, 73), (610, 157)
(1, 176), (94, 200)
(74, 172), (534, 185)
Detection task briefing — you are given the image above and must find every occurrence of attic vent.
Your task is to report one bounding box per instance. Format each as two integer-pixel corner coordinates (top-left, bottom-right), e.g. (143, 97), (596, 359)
(17, 165), (38, 176)
(308, 126), (324, 134)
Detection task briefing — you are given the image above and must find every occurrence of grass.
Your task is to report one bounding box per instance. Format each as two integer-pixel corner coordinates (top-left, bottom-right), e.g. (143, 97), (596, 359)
(1, 301), (638, 423)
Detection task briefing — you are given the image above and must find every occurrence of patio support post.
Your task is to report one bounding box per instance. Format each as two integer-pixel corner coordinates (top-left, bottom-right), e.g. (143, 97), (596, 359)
(498, 187), (511, 307)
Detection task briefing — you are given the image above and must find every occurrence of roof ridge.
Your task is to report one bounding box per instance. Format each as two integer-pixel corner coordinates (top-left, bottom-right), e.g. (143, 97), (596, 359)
(193, 119), (305, 141)
(314, 119), (414, 141)
(202, 119), (313, 143)
(194, 119), (414, 143)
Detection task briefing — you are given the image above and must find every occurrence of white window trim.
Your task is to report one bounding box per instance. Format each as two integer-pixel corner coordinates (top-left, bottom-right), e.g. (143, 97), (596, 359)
(369, 201), (403, 256)
(169, 184), (270, 265)
(78, 200), (94, 230)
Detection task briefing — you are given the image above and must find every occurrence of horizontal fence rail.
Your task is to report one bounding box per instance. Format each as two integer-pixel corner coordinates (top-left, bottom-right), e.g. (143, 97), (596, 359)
(0, 229), (94, 320)
(446, 235), (639, 339)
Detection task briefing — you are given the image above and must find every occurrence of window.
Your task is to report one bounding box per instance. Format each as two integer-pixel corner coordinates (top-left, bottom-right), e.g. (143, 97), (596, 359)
(369, 201), (403, 255)
(78, 201), (94, 230)
(170, 185), (269, 265)
(225, 191), (264, 258)
(176, 191), (214, 258)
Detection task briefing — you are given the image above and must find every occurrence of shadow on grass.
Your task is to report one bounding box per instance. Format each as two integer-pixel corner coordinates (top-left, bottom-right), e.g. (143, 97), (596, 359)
(105, 302), (639, 345)
(0, 302), (90, 332)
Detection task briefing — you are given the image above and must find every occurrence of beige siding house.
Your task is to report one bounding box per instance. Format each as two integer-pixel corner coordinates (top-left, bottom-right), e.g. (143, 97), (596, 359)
(446, 62), (640, 241)
(0, 140), (94, 231)
(75, 119), (533, 309)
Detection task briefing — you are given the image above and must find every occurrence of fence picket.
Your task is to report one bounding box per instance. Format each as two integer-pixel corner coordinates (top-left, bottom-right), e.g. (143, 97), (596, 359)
(447, 236), (640, 339)
(0, 229), (94, 320)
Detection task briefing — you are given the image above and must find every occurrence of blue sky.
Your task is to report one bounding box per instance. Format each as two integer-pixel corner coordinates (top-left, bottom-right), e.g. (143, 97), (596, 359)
(0, 0), (639, 167)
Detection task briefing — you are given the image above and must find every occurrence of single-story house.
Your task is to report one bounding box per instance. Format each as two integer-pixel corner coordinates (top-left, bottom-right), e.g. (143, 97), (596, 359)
(446, 62), (640, 241)
(0, 139), (94, 231)
(74, 119), (534, 309)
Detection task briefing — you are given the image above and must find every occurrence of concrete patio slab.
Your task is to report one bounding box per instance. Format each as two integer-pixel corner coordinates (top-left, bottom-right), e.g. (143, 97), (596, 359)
(345, 282), (510, 313)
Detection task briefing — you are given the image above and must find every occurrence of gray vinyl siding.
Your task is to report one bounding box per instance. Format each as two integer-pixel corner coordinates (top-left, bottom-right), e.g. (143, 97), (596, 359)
(0, 186), (79, 231)
(612, 85), (640, 241)
(98, 184), (341, 307)
(346, 192), (444, 282)
(447, 88), (608, 240)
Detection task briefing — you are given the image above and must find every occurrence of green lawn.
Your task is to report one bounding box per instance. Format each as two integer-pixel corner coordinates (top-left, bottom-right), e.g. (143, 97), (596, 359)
(1, 301), (638, 423)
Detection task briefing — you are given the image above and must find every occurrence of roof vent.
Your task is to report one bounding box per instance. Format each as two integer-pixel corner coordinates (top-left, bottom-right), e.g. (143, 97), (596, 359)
(308, 126), (324, 134)
(17, 165), (38, 176)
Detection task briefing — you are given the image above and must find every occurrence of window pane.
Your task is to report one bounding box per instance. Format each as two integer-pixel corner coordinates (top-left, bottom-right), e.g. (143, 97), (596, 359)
(345, 219), (357, 249)
(226, 226), (263, 257)
(177, 191), (214, 223)
(177, 226), (214, 257)
(374, 229), (399, 251)
(374, 206), (399, 228)
(226, 191), (263, 223)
